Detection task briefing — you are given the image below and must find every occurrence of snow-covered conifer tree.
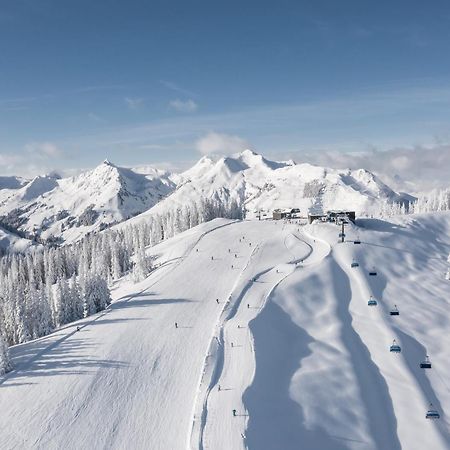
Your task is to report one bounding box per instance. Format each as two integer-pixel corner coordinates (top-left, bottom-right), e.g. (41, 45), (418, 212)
(83, 275), (111, 315)
(0, 327), (12, 375)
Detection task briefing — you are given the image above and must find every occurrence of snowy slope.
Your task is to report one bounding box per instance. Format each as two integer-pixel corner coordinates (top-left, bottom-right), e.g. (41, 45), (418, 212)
(0, 151), (411, 249)
(0, 176), (28, 191)
(0, 226), (36, 254)
(0, 161), (176, 243)
(130, 150), (409, 226)
(1, 212), (450, 450)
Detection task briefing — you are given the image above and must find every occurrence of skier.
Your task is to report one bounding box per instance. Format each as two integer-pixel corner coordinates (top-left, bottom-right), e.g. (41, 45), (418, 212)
(231, 264), (234, 269)
(196, 249), (199, 252)
(76, 326), (80, 332)
(235, 254), (237, 258)
(247, 304), (250, 308)
(233, 409), (237, 417)
(218, 384), (221, 391)
(216, 298), (219, 304)
(175, 322), (178, 329)
(228, 248), (230, 253)
(211, 256), (214, 260)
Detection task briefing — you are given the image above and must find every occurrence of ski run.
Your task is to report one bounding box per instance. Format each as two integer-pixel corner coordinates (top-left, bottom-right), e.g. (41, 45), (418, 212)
(1, 212), (450, 450)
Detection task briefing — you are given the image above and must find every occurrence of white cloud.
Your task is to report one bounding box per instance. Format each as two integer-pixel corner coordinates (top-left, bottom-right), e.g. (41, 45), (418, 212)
(287, 144), (450, 192)
(88, 112), (107, 123)
(0, 153), (23, 169)
(125, 97), (144, 110)
(25, 141), (64, 159)
(195, 132), (249, 156)
(169, 99), (198, 113)
(160, 80), (196, 98)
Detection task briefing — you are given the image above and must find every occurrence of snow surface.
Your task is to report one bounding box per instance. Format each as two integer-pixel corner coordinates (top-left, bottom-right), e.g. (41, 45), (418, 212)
(0, 161), (176, 243)
(1, 213), (450, 450)
(129, 150), (408, 228)
(0, 226), (35, 253)
(0, 151), (410, 251)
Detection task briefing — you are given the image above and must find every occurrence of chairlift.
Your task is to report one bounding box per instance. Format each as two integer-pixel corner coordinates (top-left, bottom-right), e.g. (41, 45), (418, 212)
(369, 268), (377, 276)
(420, 355), (432, 369)
(390, 339), (401, 353)
(351, 260), (359, 268)
(389, 305), (399, 316)
(354, 237), (361, 244)
(368, 296), (378, 306)
(426, 404), (440, 419)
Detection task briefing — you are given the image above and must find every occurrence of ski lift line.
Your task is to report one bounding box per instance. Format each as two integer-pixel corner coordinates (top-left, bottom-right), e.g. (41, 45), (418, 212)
(336, 248), (450, 434)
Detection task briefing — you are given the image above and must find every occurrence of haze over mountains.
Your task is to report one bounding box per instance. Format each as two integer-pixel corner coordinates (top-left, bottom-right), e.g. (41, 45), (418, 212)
(0, 150), (412, 247)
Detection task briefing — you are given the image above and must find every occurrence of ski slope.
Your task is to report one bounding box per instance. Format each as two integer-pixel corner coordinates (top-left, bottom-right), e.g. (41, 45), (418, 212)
(1, 213), (450, 450)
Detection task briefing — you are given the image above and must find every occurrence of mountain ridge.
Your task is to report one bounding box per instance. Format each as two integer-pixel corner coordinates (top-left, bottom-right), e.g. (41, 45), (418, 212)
(0, 150), (412, 245)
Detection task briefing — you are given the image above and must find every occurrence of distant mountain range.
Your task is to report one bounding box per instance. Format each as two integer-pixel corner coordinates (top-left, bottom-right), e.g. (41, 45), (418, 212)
(0, 151), (413, 247)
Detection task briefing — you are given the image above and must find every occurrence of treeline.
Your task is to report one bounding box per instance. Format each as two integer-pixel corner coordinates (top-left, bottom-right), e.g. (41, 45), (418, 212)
(0, 197), (243, 373)
(376, 188), (450, 218)
(410, 188), (450, 214)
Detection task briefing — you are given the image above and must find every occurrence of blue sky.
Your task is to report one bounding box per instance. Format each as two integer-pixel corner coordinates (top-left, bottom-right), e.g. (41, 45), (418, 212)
(1, 0), (450, 179)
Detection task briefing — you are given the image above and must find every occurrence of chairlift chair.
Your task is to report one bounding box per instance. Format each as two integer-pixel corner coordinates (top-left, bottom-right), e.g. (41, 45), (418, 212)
(390, 305), (400, 316)
(426, 404), (440, 419)
(420, 356), (432, 369)
(390, 339), (401, 353)
(368, 296), (378, 306)
(354, 237), (361, 244)
(369, 268), (377, 276)
(351, 260), (359, 268)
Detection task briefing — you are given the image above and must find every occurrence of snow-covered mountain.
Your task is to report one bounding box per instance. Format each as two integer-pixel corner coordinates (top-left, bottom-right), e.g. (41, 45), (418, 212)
(2, 212), (450, 449)
(0, 175), (29, 191)
(0, 225), (36, 254)
(132, 150), (410, 223)
(0, 160), (176, 243)
(0, 150), (412, 246)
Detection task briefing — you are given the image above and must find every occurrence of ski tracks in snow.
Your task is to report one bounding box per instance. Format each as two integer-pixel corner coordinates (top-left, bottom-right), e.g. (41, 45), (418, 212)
(189, 226), (323, 450)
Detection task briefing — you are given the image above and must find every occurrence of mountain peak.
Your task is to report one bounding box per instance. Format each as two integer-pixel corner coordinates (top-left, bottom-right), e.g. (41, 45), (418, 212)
(240, 149), (258, 157)
(102, 159), (116, 167)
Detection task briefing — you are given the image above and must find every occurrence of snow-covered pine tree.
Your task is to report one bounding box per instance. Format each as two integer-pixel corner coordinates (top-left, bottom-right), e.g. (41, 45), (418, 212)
(83, 275), (111, 315)
(0, 326), (12, 375)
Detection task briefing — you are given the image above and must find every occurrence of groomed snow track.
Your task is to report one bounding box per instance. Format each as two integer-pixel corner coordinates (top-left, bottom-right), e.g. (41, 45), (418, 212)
(1, 214), (450, 450)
